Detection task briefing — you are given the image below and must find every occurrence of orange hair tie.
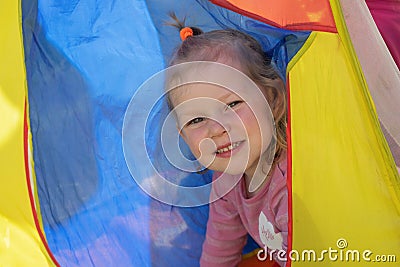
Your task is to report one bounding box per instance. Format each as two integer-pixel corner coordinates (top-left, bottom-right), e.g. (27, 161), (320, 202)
(180, 27), (193, 41)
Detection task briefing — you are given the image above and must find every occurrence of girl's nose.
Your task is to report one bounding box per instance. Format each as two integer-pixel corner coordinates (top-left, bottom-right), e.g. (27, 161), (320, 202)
(209, 119), (230, 137)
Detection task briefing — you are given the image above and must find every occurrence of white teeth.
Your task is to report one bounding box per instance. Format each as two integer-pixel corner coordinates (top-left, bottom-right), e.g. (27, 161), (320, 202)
(216, 142), (240, 154)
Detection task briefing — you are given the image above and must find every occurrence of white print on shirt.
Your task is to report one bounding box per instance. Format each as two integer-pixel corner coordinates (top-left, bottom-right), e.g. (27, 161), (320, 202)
(259, 211), (283, 250)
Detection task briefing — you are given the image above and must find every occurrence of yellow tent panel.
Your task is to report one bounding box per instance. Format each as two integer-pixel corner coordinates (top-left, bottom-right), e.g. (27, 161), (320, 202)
(0, 0), (58, 266)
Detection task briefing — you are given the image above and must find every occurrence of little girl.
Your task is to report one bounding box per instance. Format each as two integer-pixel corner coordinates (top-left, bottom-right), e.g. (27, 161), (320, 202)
(167, 17), (288, 267)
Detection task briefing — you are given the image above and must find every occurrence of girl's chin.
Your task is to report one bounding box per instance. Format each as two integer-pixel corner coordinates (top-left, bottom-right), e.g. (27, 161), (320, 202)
(208, 165), (246, 176)
(200, 157), (249, 175)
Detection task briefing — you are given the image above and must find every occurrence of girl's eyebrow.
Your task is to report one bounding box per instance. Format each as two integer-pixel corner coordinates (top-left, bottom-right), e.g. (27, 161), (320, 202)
(217, 91), (236, 101)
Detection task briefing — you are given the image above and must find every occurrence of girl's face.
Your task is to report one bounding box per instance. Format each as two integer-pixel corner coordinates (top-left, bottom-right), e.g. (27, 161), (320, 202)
(170, 82), (273, 177)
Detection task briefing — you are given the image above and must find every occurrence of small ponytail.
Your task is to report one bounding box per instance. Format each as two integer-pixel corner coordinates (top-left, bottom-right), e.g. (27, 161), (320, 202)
(166, 12), (203, 41)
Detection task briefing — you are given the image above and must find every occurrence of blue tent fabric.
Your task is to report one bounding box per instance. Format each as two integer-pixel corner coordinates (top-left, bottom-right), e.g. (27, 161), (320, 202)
(22, 0), (309, 266)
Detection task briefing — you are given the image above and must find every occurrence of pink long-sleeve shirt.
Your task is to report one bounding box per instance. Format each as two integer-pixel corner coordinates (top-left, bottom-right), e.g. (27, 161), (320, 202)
(200, 158), (288, 267)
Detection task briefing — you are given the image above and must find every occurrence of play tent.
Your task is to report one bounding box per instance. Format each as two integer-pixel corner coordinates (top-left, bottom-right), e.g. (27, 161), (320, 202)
(1, 0), (399, 266)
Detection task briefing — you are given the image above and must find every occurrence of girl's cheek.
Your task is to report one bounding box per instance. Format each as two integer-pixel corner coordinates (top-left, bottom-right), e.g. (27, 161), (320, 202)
(236, 107), (257, 129)
(184, 129), (205, 154)
(238, 108), (254, 121)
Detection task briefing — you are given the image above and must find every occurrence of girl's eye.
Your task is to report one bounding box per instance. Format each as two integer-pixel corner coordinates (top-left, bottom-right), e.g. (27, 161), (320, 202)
(227, 100), (243, 109)
(187, 117), (205, 125)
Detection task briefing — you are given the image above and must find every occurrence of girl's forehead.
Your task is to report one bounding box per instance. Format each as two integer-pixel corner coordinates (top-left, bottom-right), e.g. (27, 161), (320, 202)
(165, 61), (266, 108)
(169, 83), (239, 106)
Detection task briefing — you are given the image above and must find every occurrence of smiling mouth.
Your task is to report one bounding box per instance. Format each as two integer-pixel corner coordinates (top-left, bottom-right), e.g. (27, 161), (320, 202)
(216, 141), (242, 154)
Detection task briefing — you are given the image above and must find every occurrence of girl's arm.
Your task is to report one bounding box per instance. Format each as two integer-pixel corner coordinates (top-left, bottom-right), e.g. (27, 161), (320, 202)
(200, 187), (247, 267)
